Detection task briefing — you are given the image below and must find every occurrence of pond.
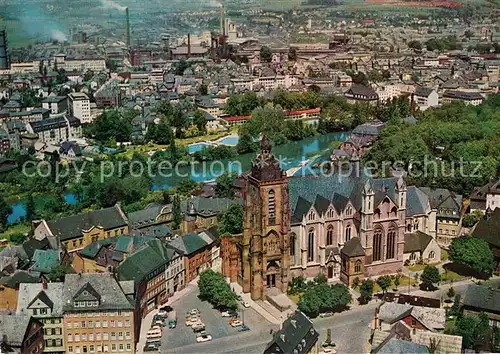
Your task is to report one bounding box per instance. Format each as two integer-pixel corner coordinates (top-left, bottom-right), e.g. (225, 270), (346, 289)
(7, 193), (78, 225)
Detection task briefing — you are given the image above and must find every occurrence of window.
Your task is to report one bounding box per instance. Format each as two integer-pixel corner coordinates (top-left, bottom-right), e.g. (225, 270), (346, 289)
(308, 210), (315, 221)
(346, 206), (352, 216)
(111, 344), (116, 352)
(268, 190), (275, 221)
(89, 333), (94, 341)
(327, 225), (334, 246)
(40, 308), (47, 315)
(386, 225), (396, 259)
(126, 343), (131, 351)
(307, 229), (315, 262)
(75, 334), (80, 342)
(354, 260), (362, 273)
(110, 320), (115, 327)
(126, 331), (131, 339)
(410, 252), (417, 261)
(327, 208), (335, 219)
(81, 321), (86, 328)
(429, 251), (435, 260)
(125, 320), (130, 327)
(90, 345), (95, 353)
(290, 233), (296, 257)
(373, 227), (383, 262)
(68, 346), (73, 353)
(119, 344), (124, 351)
(345, 224), (352, 241)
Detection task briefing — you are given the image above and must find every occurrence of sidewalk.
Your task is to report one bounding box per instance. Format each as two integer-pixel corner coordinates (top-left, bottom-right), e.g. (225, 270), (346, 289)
(135, 279), (198, 354)
(230, 282), (282, 325)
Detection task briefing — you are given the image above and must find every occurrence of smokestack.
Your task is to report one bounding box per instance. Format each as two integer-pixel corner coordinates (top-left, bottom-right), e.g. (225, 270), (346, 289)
(220, 2), (225, 37)
(125, 7), (131, 49)
(187, 33), (191, 58)
(0, 28), (9, 70)
(410, 93), (416, 115)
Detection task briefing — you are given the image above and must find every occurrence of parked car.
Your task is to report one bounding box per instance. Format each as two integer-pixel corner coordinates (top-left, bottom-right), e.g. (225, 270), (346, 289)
(185, 317), (199, 326)
(192, 322), (206, 332)
(168, 311), (177, 328)
(189, 309), (200, 316)
(144, 343), (160, 352)
(241, 300), (250, 308)
(196, 333), (213, 343)
(221, 311), (231, 317)
(158, 310), (168, 317)
(319, 312), (334, 318)
(238, 324), (250, 332)
(160, 305), (173, 312)
(146, 327), (162, 340)
(230, 319), (243, 327)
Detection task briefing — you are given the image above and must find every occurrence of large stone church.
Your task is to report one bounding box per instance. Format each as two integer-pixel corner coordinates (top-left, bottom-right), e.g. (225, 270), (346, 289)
(221, 137), (436, 300)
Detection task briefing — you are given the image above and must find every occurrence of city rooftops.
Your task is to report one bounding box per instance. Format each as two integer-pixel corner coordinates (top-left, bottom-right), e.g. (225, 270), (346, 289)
(443, 90), (484, 101)
(42, 96), (68, 104)
(68, 92), (89, 100)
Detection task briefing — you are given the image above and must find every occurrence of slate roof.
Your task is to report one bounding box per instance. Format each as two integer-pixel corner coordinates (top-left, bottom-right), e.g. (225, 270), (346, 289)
(419, 187), (462, 218)
(16, 282), (64, 316)
(181, 196), (242, 217)
(45, 204), (128, 241)
(404, 232), (433, 253)
(414, 86), (434, 97)
(62, 273), (134, 311)
(378, 302), (446, 331)
(341, 237), (365, 257)
(406, 186), (429, 217)
(0, 270), (40, 289)
(128, 203), (169, 227)
(167, 230), (217, 256)
(22, 237), (50, 259)
(352, 120), (386, 136)
(265, 310), (319, 354)
(374, 338), (429, 354)
(472, 208), (500, 248)
(116, 239), (169, 285)
(0, 314), (34, 347)
(443, 90), (483, 101)
(463, 284), (500, 314)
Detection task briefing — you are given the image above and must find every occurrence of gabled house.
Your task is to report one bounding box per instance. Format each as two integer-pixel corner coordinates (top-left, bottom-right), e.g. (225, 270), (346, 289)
(32, 204), (129, 252)
(403, 231), (441, 265)
(0, 270), (41, 312)
(17, 280), (65, 353)
(264, 310), (319, 354)
(413, 87), (439, 111)
(0, 314), (44, 354)
(344, 84), (379, 104)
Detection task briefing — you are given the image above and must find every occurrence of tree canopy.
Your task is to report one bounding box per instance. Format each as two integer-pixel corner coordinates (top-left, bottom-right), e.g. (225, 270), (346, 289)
(298, 277), (351, 317)
(220, 204), (243, 235)
(198, 269), (238, 310)
(448, 236), (495, 276)
(420, 265), (441, 290)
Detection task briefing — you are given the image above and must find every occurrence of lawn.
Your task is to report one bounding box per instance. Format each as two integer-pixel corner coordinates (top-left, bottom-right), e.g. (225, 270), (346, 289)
(441, 270), (465, 283)
(1, 223), (31, 242)
(355, 275), (417, 293)
(408, 264), (427, 272)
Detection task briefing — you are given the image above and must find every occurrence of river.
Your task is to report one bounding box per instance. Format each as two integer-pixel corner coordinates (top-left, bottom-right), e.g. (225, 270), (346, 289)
(7, 131), (349, 224)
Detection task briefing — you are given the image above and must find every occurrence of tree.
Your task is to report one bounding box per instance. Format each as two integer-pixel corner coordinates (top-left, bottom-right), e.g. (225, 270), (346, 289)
(447, 286), (456, 299)
(393, 274), (401, 290)
(198, 269), (238, 310)
(89, 110), (132, 143)
(162, 191), (171, 205)
(236, 127), (257, 154)
(0, 194), (12, 230)
(288, 47), (297, 61)
(408, 40), (422, 50)
(48, 264), (70, 282)
(193, 110), (207, 135)
(449, 294), (461, 316)
(448, 236), (495, 276)
(154, 118), (174, 145)
(9, 232), (27, 245)
(359, 279), (374, 304)
(25, 194), (36, 222)
(298, 282), (351, 317)
(260, 46), (273, 63)
(376, 275), (392, 294)
(216, 172), (236, 199)
(172, 195), (182, 230)
(199, 83), (208, 95)
(420, 265), (440, 291)
(352, 277), (360, 289)
(175, 59), (190, 75)
(462, 210), (483, 227)
(220, 204), (243, 235)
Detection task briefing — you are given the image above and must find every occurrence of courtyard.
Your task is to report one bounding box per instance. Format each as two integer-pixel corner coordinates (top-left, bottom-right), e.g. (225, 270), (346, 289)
(161, 286), (274, 351)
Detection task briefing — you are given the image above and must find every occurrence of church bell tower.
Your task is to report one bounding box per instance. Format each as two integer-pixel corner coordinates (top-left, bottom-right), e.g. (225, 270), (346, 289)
(241, 136), (291, 300)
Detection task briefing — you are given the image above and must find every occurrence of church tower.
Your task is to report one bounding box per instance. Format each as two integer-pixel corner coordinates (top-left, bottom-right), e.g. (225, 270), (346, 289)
(241, 136), (291, 300)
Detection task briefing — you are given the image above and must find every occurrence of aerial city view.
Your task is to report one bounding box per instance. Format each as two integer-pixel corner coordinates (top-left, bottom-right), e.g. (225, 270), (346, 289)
(0, 0), (499, 353)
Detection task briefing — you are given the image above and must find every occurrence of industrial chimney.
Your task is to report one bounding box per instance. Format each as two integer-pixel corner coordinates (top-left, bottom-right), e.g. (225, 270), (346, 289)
(220, 1), (226, 37)
(125, 7), (131, 49)
(187, 33), (191, 58)
(0, 28), (9, 70)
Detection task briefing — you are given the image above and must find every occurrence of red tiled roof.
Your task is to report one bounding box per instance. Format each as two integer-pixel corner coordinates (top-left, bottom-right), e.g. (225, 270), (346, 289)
(285, 108), (321, 116)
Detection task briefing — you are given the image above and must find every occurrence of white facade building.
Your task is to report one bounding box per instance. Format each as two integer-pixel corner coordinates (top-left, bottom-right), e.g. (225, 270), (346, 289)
(68, 92), (91, 124)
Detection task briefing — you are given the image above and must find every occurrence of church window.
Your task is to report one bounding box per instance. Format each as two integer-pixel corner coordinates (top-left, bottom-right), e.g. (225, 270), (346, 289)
(410, 252), (417, 261)
(373, 227), (383, 262)
(407, 224), (412, 232)
(345, 224), (352, 241)
(346, 206), (353, 216)
(307, 229), (315, 262)
(290, 233), (296, 257)
(429, 251), (435, 259)
(327, 208), (335, 219)
(391, 206), (398, 217)
(308, 210), (315, 221)
(268, 190), (275, 221)
(354, 260), (362, 273)
(327, 225), (334, 246)
(386, 224), (396, 259)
